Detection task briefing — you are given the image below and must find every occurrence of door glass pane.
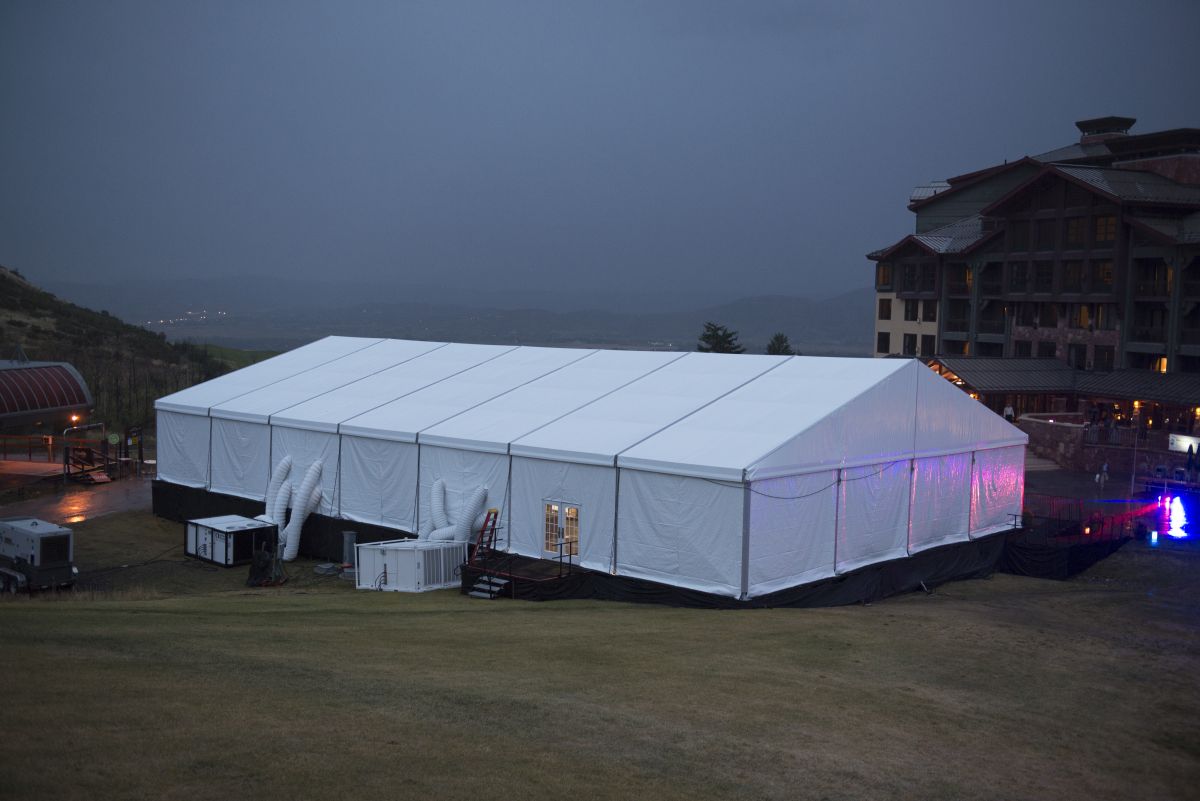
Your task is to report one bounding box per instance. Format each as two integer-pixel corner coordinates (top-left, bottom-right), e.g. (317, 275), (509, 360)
(563, 506), (579, 557)
(544, 503), (559, 552)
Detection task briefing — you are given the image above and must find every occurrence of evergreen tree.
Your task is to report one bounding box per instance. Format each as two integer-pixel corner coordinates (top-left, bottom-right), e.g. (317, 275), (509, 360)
(697, 322), (745, 354)
(766, 332), (795, 355)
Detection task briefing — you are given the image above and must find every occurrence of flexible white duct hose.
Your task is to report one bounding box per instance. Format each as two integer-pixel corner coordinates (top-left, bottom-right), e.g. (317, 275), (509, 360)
(264, 456), (292, 517)
(430, 478), (449, 530)
(454, 486), (488, 542)
(270, 481), (292, 527)
(281, 462), (323, 561)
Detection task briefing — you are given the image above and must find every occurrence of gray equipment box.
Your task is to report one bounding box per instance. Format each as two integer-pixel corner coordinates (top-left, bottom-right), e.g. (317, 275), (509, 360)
(185, 515), (278, 567)
(0, 517), (75, 591)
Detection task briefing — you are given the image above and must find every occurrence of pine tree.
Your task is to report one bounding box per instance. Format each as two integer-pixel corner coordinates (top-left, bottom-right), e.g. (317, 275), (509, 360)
(697, 322), (745, 354)
(766, 332), (795, 355)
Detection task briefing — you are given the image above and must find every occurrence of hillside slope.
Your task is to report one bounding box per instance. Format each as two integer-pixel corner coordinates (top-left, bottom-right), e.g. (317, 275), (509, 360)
(0, 266), (236, 430)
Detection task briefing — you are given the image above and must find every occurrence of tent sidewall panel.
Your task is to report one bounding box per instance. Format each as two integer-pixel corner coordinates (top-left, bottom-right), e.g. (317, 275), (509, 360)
(418, 445), (509, 538)
(508, 456), (616, 571)
(338, 436), (419, 532)
(836, 461), (911, 574)
(209, 418), (271, 500)
(156, 410), (210, 488)
(970, 444), (1025, 537)
(269, 426), (341, 516)
(908, 452), (972, 554)
(747, 471), (838, 596)
(616, 469), (743, 598)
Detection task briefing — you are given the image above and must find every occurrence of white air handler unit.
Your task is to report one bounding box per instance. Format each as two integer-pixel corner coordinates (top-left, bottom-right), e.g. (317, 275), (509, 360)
(355, 540), (467, 592)
(185, 515), (279, 567)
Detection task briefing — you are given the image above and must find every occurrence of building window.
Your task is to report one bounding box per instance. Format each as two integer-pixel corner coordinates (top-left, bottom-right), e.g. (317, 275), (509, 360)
(1067, 344), (1088, 369)
(1069, 304), (1091, 330)
(1034, 261), (1054, 293)
(1091, 260), (1114, 291)
(1040, 302), (1059, 327)
(1095, 303), (1117, 331)
(876, 332), (890, 354)
(1009, 262), (1030, 293)
(1017, 302), (1037, 327)
(1064, 217), (1086, 248)
(921, 334), (936, 356)
(922, 299), (937, 322)
(903, 333), (917, 355)
(904, 299), (919, 322)
(919, 263), (936, 292)
(1013, 340), (1032, 357)
(1035, 219), (1057, 251)
(902, 264), (919, 292)
(946, 263), (970, 295)
(1037, 341), (1057, 359)
(1094, 345), (1115, 372)
(876, 263), (893, 290)
(1008, 219), (1030, 251)
(1093, 215), (1117, 245)
(878, 298), (892, 320)
(1062, 260), (1084, 293)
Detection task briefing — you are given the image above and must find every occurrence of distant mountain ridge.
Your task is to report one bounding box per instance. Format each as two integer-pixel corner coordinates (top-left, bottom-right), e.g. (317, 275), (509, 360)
(0, 266), (237, 429)
(136, 287), (876, 354)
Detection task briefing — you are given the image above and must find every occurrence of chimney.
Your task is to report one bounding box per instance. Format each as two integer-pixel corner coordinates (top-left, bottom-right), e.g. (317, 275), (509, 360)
(1075, 116), (1136, 144)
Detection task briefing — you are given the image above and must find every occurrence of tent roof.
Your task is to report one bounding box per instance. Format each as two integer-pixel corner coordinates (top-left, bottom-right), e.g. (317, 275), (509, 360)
(508, 352), (788, 466)
(269, 342), (508, 432)
(338, 346), (594, 442)
(208, 339), (448, 424)
(620, 358), (1027, 481)
(161, 338), (1027, 480)
(419, 349), (686, 453)
(155, 336), (383, 414)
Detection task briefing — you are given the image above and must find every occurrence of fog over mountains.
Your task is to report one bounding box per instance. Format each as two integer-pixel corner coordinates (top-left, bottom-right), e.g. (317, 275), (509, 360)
(44, 277), (873, 355)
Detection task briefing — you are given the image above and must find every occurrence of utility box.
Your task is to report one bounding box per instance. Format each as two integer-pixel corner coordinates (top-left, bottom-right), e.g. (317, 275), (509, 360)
(355, 540), (467, 592)
(0, 517), (75, 590)
(185, 515), (278, 567)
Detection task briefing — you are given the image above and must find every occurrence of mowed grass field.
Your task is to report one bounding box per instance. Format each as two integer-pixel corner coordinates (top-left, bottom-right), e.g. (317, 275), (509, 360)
(1, 511), (1198, 801)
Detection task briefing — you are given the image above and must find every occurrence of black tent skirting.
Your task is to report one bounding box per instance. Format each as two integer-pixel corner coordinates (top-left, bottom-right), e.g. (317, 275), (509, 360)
(155, 481), (1127, 607)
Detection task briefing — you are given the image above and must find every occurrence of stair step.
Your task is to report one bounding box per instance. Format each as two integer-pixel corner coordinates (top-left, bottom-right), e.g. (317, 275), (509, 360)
(477, 576), (509, 587)
(467, 590), (496, 599)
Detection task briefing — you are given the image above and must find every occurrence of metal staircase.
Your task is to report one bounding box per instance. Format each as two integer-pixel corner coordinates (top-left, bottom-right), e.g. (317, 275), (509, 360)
(465, 508), (510, 599)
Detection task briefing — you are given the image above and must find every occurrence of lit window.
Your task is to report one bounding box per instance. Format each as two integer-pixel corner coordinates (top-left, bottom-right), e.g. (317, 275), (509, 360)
(1093, 215), (1117, 245)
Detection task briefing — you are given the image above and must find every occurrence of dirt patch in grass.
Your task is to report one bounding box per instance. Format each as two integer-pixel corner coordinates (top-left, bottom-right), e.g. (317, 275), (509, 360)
(1, 511), (1198, 800)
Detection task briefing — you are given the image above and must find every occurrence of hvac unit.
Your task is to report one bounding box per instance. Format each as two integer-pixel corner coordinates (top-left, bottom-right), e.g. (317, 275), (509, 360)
(185, 515), (278, 567)
(355, 540), (468, 592)
(0, 517), (76, 591)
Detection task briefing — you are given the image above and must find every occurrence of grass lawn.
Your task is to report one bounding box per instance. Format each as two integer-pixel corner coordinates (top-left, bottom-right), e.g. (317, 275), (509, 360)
(1, 510), (1198, 800)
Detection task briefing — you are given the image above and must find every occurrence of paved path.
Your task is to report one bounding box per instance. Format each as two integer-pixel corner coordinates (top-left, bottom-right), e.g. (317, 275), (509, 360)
(0, 478), (152, 525)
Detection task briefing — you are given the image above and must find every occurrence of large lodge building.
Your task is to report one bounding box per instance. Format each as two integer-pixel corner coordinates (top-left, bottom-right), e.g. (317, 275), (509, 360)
(869, 116), (1200, 375)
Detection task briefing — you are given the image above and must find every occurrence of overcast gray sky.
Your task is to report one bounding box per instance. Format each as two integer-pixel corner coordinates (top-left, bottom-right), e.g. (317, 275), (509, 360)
(2, 0), (1197, 306)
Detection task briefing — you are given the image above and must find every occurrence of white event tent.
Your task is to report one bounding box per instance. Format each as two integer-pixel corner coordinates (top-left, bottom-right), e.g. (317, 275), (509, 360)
(155, 337), (1026, 599)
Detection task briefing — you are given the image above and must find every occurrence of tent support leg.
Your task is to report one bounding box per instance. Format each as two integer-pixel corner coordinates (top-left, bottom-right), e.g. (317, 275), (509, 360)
(739, 482), (750, 600)
(610, 467), (621, 574)
(833, 469), (842, 575)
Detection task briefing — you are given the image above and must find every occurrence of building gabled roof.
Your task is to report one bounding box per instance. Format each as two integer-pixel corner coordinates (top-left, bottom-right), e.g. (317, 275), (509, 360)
(1055, 165), (1200, 206)
(929, 357), (1200, 407)
(981, 164), (1200, 217)
(868, 214), (999, 261)
(1032, 140), (1113, 165)
(906, 158), (1041, 211)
